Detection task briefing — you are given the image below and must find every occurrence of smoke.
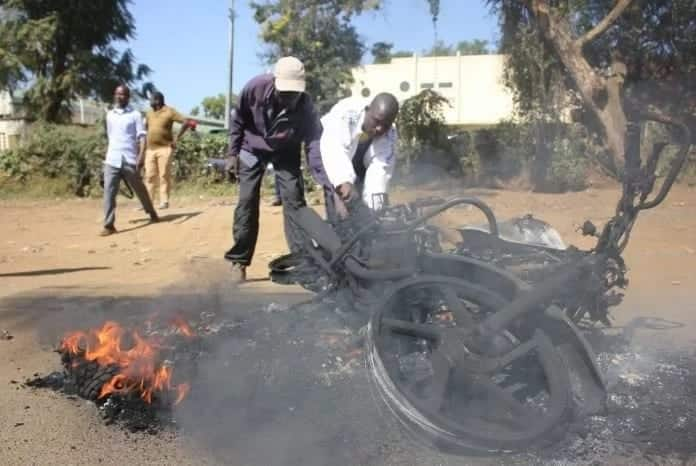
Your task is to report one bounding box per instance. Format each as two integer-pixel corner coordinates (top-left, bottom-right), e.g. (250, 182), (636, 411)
(1, 259), (447, 466)
(5, 253), (696, 465)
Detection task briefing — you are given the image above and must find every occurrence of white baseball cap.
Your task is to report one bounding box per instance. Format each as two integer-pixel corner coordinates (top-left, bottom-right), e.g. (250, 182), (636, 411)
(273, 56), (306, 93)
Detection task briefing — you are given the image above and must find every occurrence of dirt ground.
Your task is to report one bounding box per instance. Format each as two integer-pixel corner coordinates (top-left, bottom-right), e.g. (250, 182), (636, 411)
(1, 184), (695, 465)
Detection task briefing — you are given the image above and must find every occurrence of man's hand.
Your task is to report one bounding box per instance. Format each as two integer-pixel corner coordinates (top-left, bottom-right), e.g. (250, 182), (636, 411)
(336, 182), (357, 202)
(224, 155), (239, 178)
(332, 192), (349, 220)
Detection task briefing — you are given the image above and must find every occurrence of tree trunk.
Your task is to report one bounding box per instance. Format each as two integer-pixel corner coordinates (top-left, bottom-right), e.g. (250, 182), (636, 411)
(528, 0), (629, 174)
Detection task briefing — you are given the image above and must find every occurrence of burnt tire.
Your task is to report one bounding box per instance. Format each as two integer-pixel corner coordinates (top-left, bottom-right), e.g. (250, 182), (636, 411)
(269, 253), (329, 293)
(366, 275), (575, 454)
(77, 364), (120, 402)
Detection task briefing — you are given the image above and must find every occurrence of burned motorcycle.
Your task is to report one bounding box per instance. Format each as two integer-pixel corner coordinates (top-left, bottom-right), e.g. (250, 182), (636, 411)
(268, 113), (691, 454)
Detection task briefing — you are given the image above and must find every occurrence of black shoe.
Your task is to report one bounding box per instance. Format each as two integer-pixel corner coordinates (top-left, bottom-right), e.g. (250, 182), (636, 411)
(271, 198), (282, 206)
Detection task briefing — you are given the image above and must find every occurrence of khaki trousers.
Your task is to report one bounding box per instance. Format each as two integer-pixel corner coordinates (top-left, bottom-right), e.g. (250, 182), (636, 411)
(144, 146), (174, 204)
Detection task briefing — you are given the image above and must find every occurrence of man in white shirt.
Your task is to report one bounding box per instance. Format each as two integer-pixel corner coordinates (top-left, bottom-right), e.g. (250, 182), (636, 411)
(319, 92), (399, 221)
(101, 85), (158, 236)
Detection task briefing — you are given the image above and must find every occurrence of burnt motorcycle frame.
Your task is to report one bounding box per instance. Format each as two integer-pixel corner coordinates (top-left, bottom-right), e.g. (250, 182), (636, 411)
(271, 113), (691, 453)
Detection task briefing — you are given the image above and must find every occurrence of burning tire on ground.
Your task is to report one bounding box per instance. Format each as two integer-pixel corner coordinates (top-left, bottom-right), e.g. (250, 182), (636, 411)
(67, 360), (121, 402)
(29, 319), (196, 432)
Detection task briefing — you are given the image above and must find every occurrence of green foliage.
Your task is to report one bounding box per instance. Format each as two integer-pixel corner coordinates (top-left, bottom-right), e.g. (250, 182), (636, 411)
(0, 123), (105, 196)
(488, 0), (696, 187)
(423, 40), (453, 57)
(250, 0), (380, 112)
(391, 50), (414, 59)
(0, 124), (235, 197)
(371, 41), (393, 64)
(548, 135), (590, 192)
(423, 39), (491, 56)
(456, 39), (491, 55)
(397, 90), (450, 146)
(481, 120), (594, 191)
(0, 0), (151, 122)
(200, 94), (227, 120)
(396, 90), (465, 179)
(173, 133), (228, 182)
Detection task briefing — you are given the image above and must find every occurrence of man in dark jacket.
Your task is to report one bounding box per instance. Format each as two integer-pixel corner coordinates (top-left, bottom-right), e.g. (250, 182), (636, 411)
(223, 56), (328, 281)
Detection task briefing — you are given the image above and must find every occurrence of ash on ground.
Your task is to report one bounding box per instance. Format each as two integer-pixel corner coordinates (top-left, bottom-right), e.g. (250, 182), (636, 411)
(512, 333), (696, 466)
(26, 368), (174, 434)
(17, 285), (696, 465)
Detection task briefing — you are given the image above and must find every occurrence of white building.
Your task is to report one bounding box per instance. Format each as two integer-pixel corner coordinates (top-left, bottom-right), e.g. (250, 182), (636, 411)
(0, 90), (107, 151)
(349, 54), (514, 128)
(0, 91), (26, 150)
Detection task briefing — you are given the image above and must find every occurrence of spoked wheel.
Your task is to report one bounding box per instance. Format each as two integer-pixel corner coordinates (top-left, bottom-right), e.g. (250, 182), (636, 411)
(366, 276), (573, 454)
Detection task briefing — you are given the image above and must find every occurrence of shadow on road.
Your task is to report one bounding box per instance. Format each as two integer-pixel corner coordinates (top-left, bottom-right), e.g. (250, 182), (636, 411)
(0, 267), (111, 278)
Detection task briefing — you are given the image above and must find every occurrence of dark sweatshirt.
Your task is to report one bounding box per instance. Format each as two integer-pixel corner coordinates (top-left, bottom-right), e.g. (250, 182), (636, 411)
(227, 74), (329, 186)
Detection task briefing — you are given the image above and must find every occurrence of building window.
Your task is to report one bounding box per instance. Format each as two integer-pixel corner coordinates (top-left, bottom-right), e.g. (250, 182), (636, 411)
(420, 83), (434, 89)
(399, 81), (410, 92)
(361, 88), (371, 97)
(438, 82), (453, 88)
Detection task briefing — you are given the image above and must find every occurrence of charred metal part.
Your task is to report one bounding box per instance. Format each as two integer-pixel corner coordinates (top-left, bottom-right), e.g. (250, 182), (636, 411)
(271, 112), (691, 454)
(278, 201), (607, 453)
(367, 277), (575, 453)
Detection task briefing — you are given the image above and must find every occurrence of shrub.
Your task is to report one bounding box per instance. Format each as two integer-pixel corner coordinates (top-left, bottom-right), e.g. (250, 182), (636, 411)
(548, 134), (590, 192)
(0, 123), (105, 196)
(173, 132), (228, 182)
(0, 125), (236, 196)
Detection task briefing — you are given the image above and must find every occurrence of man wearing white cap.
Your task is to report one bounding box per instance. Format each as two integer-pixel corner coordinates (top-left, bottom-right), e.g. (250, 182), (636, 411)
(223, 56), (329, 282)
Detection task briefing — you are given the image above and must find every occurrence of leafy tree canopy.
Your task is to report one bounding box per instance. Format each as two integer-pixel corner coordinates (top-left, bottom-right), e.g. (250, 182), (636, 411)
(250, 0), (381, 112)
(0, 0), (151, 122)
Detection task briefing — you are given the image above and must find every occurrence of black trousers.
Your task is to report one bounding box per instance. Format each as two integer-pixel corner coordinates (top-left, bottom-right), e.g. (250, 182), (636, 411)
(224, 150), (306, 266)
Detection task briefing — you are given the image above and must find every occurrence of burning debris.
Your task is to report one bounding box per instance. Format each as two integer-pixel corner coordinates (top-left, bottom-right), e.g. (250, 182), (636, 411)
(61, 320), (192, 405)
(28, 318), (200, 433)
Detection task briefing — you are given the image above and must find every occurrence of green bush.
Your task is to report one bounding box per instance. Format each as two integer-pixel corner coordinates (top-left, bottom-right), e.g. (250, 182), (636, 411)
(0, 125), (236, 196)
(548, 134), (590, 192)
(395, 90), (468, 182)
(173, 132), (228, 182)
(0, 123), (105, 196)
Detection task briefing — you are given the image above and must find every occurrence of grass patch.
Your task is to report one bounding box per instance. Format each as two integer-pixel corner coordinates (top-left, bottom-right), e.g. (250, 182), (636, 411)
(0, 174), (78, 200)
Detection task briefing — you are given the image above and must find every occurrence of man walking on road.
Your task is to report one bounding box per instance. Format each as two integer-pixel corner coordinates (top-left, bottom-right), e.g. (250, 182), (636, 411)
(101, 85), (158, 236)
(223, 56), (328, 282)
(144, 91), (195, 209)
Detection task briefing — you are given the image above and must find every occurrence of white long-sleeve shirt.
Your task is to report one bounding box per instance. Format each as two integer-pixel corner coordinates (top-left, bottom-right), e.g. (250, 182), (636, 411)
(105, 106), (146, 168)
(320, 97), (397, 210)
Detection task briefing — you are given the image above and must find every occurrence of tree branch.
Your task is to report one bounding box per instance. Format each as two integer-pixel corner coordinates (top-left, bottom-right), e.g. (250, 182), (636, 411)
(576, 0), (634, 48)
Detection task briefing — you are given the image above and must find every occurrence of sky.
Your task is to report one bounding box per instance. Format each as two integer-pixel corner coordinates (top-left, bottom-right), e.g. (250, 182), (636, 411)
(127, 0), (500, 114)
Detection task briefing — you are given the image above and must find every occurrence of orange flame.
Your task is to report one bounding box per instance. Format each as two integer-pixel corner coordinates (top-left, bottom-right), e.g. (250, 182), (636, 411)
(60, 320), (193, 405)
(170, 317), (196, 338)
